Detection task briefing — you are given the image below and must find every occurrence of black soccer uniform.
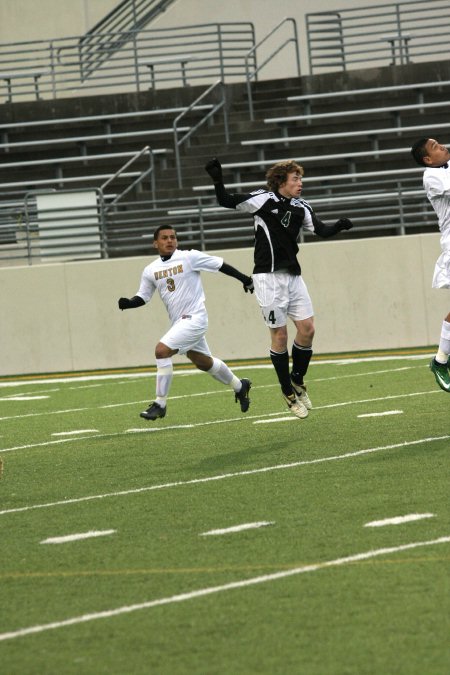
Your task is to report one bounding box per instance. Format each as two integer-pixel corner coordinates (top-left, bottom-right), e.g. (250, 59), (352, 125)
(213, 185), (345, 275)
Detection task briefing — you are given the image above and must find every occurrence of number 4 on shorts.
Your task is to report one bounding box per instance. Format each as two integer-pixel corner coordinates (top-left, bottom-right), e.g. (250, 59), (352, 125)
(264, 310), (276, 324)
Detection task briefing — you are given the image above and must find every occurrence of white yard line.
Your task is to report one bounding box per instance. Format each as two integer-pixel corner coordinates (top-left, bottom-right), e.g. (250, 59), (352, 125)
(51, 430), (99, 437)
(357, 410), (403, 418)
(0, 396), (50, 401)
(365, 514), (435, 527)
(0, 386), (440, 426)
(200, 522), (274, 536)
(0, 535), (448, 642)
(0, 434), (448, 517)
(41, 530), (116, 544)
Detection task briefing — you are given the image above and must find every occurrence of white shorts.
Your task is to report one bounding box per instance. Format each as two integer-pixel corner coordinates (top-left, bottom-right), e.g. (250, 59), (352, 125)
(432, 249), (450, 289)
(253, 271), (314, 328)
(160, 312), (211, 356)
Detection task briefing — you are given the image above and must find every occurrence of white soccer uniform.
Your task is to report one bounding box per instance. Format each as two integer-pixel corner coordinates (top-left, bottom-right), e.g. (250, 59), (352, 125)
(136, 248), (223, 354)
(423, 164), (450, 288)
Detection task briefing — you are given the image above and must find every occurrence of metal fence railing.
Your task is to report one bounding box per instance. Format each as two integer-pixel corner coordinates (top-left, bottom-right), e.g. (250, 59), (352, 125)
(0, 22), (257, 104)
(306, 0), (450, 74)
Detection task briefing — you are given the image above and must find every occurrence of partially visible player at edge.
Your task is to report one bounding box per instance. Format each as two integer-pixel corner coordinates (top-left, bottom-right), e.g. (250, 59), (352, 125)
(204, 157), (354, 419)
(411, 137), (450, 393)
(118, 225), (253, 420)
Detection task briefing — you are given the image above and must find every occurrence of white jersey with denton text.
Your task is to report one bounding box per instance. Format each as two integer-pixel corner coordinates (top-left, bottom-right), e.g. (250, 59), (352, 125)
(136, 248), (223, 323)
(423, 164), (450, 288)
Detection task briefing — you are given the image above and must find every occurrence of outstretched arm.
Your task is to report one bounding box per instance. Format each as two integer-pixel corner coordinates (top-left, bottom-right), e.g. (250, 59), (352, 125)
(118, 295), (146, 310)
(205, 157), (248, 209)
(312, 214), (354, 238)
(219, 262), (254, 293)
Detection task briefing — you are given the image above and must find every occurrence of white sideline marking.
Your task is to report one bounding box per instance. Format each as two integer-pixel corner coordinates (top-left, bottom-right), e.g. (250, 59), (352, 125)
(358, 410), (403, 418)
(1, 396), (50, 401)
(0, 352), (432, 389)
(41, 530), (116, 544)
(365, 514), (435, 527)
(254, 417), (293, 424)
(0, 434), (448, 517)
(0, 535), (448, 642)
(200, 521), (274, 536)
(51, 430), (99, 437)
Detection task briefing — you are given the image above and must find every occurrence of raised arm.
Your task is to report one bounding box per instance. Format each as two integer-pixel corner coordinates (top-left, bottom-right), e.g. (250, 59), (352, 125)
(205, 157), (249, 209)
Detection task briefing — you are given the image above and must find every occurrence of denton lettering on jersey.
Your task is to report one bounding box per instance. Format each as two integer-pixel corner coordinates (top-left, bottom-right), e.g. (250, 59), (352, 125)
(154, 264), (183, 280)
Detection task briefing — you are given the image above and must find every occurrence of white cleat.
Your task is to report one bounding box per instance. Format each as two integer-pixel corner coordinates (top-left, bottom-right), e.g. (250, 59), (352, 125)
(282, 392), (308, 419)
(291, 380), (312, 410)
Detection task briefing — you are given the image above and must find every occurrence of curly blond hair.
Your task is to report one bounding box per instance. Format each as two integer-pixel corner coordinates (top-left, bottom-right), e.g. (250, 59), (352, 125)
(266, 160), (304, 192)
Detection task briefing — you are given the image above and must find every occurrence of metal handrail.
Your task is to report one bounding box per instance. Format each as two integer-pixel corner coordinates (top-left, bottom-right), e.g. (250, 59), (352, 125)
(79, 0), (176, 79)
(173, 80), (228, 189)
(245, 17), (300, 121)
(306, 0), (450, 74)
(101, 145), (155, 206)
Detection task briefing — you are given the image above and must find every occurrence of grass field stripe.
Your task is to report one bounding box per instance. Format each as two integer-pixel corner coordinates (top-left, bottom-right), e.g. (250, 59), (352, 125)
(0, 535), (448, 643)
(0, 434), (448, 517)
(0, 389), (441, 451)
(357, 410), (403, 418)
(200, 522), (274, 536)
(365, 514), (435, 527)
(41, 530), (116, 544)
(0, 381), (439, 423)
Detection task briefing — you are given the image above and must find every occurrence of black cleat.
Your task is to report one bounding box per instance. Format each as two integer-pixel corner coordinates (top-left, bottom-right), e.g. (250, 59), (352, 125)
(140, 402), (167, 420)
(235, 378), (251, 413)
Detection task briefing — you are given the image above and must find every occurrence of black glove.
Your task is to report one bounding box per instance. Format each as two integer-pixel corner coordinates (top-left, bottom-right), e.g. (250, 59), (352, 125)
(336, 218), (354, 231)
(205, 157), (223, 184)
(118, 297), (132, 310)
(243, 277), (254, 294)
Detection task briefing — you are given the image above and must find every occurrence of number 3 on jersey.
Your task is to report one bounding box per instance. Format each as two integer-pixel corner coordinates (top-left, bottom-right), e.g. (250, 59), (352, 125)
(166, 278), (175, 292)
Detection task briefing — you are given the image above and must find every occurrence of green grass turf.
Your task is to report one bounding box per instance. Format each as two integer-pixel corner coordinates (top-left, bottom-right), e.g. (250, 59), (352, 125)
(0, 353), (449, 674)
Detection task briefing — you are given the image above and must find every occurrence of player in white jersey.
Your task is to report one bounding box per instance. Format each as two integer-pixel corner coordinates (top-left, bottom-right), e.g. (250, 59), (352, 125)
(411, 137), (450, 392)
(118, 225), (254, 419)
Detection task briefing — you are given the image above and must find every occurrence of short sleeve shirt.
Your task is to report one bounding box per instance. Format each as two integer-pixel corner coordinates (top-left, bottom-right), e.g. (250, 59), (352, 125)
(136, 249), (223, 324)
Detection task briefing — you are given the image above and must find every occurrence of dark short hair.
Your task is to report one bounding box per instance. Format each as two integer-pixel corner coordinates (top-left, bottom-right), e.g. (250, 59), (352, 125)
(410, 138), (430, 166)
(266, 160), (304, 192)
(153, 225), (177, 240)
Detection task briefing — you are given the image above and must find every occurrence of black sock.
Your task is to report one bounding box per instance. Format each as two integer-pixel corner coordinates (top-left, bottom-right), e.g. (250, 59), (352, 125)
(270, 349), (292, 396)
(291, 342), (313, 385)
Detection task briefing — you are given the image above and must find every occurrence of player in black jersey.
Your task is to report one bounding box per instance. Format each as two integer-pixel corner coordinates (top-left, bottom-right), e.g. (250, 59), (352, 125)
(205, 157), (354, 418)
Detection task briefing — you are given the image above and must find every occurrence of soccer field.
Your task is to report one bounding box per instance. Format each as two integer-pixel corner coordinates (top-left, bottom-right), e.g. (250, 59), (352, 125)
(0, 352), (449, 674)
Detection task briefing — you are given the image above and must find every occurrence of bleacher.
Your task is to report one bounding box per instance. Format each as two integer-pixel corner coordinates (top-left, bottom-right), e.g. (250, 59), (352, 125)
(1, 2), (450, 264)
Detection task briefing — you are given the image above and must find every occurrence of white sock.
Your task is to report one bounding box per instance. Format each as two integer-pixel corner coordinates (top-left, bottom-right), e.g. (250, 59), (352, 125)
(155, 357), (173, 407)
(208, 357), (241, 391)
(436, 320), (450, 364)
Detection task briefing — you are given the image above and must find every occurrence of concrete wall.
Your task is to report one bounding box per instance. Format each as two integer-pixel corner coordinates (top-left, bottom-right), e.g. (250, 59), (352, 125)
(1, 233), (448, 376)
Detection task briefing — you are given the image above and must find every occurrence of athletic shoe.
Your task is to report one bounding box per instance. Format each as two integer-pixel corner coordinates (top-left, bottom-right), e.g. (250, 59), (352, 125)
(282, 391), (308, 419)
(140, 402), (167, 420)
(235, 378), (251, 412)
(290, 379), (312, 410)
(429, 358), (450, 393)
